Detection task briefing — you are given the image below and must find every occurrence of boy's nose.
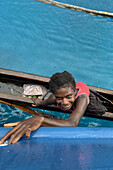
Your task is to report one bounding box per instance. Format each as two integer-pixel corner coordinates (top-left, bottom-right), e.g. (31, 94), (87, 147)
(62, 98), (68, 105)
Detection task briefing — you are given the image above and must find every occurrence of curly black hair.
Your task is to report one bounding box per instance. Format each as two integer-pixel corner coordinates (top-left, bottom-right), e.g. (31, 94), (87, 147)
(49, 71), (76, 93)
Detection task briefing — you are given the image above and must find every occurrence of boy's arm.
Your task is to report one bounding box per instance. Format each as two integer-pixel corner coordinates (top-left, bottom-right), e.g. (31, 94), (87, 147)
(42, 94), (89, 127)
(68, 94), (89, 126)
(0, 94), (89, 145)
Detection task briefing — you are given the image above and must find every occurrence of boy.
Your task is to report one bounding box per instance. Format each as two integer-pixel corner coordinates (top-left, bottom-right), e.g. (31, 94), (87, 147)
(0, 71), (107, 145)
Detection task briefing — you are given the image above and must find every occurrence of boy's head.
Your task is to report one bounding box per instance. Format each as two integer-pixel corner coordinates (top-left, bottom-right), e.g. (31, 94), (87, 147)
(49, 71), (76, 110)
(49, 71), (76, 93)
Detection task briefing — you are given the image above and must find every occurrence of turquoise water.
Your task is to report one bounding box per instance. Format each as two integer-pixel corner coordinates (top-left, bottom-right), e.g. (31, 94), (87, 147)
(0, 0), (113, 127)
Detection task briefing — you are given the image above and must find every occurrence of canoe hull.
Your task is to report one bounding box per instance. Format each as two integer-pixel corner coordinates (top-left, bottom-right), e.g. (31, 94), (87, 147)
(0, 68), (113, 120)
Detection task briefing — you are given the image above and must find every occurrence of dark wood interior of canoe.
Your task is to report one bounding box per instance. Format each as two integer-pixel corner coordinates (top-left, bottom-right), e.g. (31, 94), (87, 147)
(0, 68), (113, 121)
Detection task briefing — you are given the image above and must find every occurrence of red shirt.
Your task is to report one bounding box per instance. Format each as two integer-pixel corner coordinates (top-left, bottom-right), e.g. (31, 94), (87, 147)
(75, 82), (90, 99)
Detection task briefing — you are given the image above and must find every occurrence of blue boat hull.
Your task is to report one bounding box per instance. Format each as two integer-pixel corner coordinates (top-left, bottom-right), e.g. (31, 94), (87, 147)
(0, 127), (113, 169)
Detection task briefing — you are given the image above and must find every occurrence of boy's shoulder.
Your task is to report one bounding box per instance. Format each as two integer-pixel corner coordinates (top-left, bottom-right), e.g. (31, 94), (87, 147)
(76, 82), (90, 98)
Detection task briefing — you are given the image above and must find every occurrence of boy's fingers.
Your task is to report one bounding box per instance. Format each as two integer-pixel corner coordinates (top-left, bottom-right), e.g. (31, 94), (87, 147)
(32, 98), (42, 106)
(10, 120), (42, 144)
(25, 117), (44, 138)
(0, 126), (19, 144)
(0, 120), (26, 145)
(31, 117), (44, 131)
(0, 116), (44, 145)
(32, 98), (37, 102)
(32, 104), (37, 107)
(25, 129), (31, 139)
(8, 118), (36, 144)
(8, 126), (29, 145)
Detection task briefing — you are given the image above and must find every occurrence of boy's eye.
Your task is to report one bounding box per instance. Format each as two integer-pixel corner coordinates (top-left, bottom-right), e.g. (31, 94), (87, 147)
(66, 95), (72, 99)
(56, 97), (62, 100)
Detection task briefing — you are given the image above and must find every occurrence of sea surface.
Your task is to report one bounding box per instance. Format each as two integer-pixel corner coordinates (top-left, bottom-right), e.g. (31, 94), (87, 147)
(0, 0), (113, 127)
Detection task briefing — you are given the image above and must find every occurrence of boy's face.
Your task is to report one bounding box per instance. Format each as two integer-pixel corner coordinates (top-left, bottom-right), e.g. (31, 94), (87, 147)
(54, 87), (76, 110)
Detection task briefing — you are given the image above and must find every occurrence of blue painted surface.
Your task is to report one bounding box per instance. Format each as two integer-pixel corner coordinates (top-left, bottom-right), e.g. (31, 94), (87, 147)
(1, 127), (113, 169)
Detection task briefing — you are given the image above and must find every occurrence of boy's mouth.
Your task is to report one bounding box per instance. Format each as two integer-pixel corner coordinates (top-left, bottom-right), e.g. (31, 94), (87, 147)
(61, 104), (72, 110)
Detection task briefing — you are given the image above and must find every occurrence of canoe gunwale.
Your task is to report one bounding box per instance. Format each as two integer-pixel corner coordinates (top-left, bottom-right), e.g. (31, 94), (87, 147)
(1, 68), (113, 95)
(0, 68), (50, 83)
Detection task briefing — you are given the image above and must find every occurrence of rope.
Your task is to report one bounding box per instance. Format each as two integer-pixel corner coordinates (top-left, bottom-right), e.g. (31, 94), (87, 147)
(35, 0), (113, 18)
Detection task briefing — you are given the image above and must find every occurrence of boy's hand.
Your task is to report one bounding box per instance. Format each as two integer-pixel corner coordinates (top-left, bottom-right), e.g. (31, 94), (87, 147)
(32, 98), (44, 107)
(0, 116), (44, 145)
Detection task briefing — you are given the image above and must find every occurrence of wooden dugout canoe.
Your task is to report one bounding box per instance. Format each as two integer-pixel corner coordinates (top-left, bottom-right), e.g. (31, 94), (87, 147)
(0, 68), (113, 121)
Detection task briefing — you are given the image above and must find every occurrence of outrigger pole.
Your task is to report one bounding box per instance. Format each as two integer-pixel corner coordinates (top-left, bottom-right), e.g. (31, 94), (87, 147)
(35, 0), (113, 18)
